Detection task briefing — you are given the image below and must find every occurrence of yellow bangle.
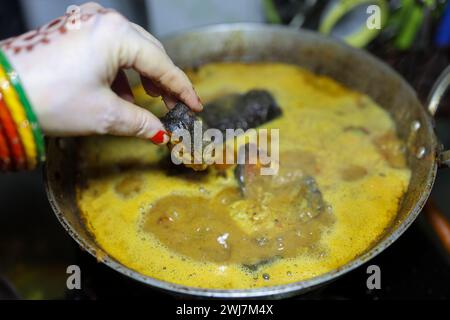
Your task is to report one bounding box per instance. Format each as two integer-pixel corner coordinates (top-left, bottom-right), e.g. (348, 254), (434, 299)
(0, 66), (37, 169)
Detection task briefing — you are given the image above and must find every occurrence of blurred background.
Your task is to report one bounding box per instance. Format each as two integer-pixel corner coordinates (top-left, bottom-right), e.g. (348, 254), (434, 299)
(0, 0), (449, 299)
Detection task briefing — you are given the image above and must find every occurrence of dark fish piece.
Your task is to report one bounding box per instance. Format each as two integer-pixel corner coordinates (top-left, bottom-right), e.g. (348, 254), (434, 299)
(161, 103), (207, 136)
(161, 90), (281, 139)
(200, 89), (282, 132)
(161, 103), (209, 170)
(160, 90), (282, 170)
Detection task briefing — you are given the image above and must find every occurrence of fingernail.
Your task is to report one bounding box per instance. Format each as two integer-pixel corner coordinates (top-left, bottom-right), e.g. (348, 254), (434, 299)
(149, 129), (170, 145)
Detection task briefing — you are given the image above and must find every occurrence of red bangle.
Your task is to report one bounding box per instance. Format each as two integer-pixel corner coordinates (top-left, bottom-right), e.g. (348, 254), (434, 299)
(0, 94), (26, 170)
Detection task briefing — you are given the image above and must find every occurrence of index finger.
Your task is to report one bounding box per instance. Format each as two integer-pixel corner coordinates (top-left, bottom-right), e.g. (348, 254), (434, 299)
(120, 25), (203, 111)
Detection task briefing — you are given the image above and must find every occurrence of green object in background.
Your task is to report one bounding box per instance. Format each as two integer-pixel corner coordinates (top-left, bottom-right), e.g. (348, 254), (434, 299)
(390, 0), (436, 50)
(319, 0), (389, 48)
(263, 0), (282, 24)
(263, 0), (442, 50)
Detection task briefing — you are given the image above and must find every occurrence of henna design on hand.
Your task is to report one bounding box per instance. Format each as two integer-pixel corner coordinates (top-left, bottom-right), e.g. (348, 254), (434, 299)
(1, 7), (115, 55)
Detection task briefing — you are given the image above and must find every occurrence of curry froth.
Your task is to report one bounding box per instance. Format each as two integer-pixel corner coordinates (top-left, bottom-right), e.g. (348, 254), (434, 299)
(76, 62), (411, 289)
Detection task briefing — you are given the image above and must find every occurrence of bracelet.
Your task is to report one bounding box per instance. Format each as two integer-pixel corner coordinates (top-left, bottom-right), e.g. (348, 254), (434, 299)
(0, 65), (37, 169)
(0, 49), (46, 170)
(0, 50), (45, 163)
(0, 96), (26, 170)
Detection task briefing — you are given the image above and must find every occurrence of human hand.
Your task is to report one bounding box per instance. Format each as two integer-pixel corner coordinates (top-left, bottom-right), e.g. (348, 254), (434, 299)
(1, 2), (202, 144)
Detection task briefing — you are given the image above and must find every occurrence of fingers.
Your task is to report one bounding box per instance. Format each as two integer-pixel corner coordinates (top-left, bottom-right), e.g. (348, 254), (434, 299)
(120, 27), (203, 112)
(103, 92), (169, 144)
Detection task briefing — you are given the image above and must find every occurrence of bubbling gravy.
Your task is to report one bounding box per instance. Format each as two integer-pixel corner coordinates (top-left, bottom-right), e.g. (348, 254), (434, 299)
(142, 150), (335, 268)
(76, 62), (411, 289)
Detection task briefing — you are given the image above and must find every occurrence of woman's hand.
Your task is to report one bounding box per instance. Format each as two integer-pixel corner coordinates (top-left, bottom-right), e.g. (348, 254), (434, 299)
(1, 2), (202, 144)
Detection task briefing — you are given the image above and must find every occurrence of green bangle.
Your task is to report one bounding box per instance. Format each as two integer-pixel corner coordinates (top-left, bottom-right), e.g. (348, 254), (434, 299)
(0, 49), (45, 162)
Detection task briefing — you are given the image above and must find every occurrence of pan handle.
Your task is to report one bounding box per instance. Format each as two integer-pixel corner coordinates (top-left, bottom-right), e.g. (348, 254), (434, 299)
(427, 65), (450, 168)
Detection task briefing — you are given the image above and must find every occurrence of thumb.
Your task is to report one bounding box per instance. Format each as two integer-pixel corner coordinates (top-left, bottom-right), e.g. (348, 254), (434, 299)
(104, 92), (170, 145)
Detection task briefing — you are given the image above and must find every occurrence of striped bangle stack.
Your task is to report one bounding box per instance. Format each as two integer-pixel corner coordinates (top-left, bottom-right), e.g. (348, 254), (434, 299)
(0, 49), (45, 171)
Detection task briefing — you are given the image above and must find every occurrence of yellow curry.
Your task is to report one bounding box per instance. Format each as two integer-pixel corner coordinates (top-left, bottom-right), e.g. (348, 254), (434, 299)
(76, 62), (411, 289)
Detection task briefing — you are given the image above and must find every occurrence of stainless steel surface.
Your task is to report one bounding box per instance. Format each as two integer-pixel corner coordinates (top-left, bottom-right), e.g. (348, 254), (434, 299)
(428, 65), (450, 116)
(45, 24), (440, 298)
(428, 65), (450, 168)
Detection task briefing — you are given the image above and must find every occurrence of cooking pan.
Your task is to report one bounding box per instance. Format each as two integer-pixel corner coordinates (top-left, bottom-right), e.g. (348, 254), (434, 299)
(45, 24), (450, 298)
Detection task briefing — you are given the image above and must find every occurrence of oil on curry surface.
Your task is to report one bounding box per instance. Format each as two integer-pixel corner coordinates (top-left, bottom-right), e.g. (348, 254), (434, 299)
(76, 63), (411, 289)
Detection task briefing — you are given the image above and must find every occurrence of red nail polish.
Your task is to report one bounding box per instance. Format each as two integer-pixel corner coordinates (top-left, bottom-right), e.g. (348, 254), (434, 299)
(150, 130), (169, 145)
